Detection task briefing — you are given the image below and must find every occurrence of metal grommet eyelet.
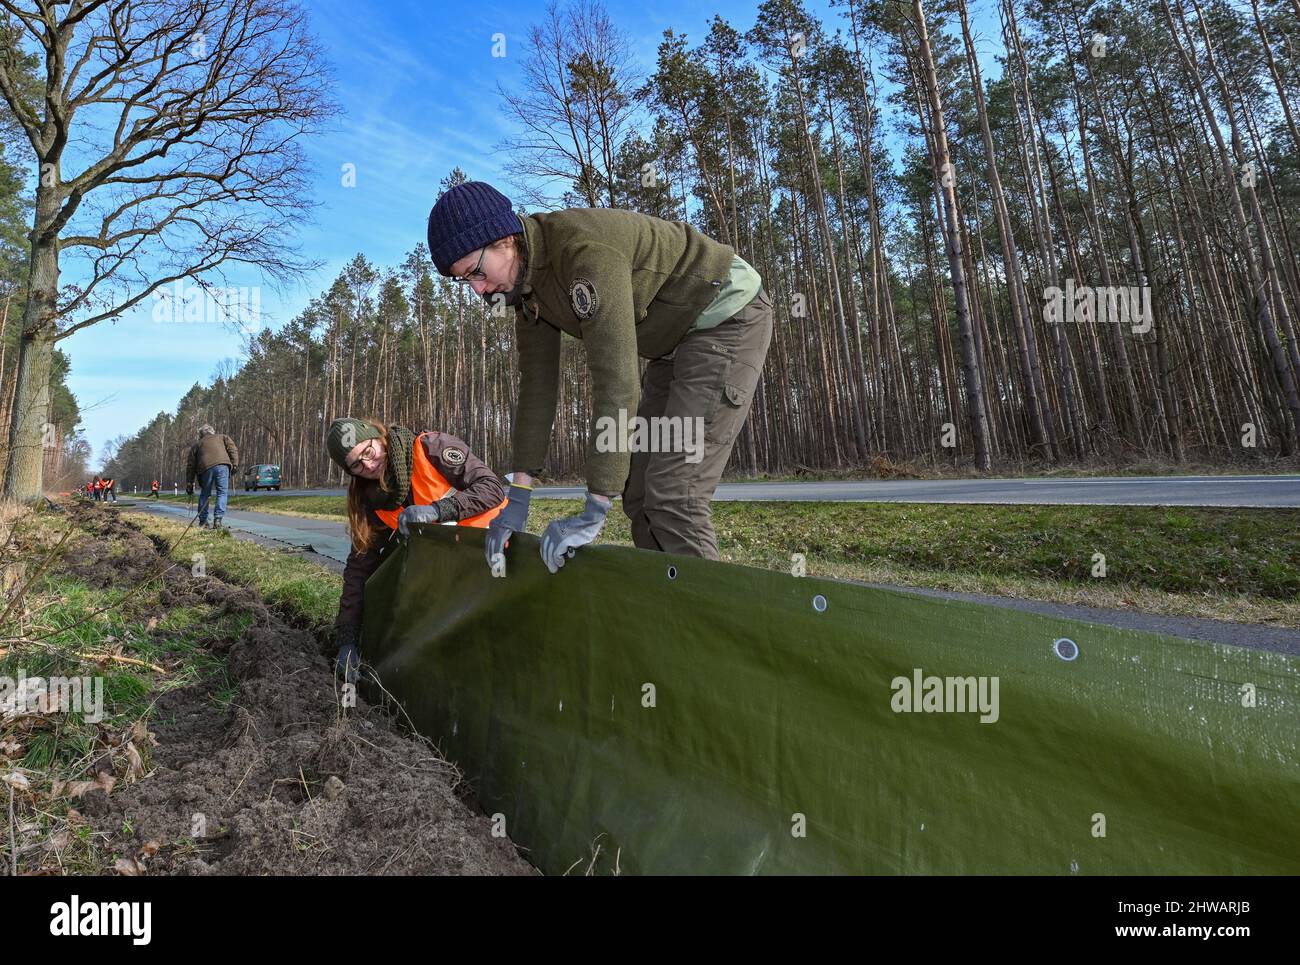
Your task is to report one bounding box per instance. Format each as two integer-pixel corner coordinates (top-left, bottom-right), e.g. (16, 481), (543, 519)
(1054, 638), (1079, 661)
(812, 595), (827, 612)
(667, 565), (678, 580)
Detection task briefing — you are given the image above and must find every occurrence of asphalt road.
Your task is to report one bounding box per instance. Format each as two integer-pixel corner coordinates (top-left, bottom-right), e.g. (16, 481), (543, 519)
(118, 500), (1300, 654)
(136, 474), (1300, 507)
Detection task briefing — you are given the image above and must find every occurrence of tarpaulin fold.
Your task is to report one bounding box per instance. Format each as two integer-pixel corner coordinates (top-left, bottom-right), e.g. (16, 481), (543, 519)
(361, 525), (1299, 875)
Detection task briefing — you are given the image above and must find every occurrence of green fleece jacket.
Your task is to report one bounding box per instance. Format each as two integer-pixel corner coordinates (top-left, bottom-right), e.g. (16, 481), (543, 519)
(512, 208), (737, 495)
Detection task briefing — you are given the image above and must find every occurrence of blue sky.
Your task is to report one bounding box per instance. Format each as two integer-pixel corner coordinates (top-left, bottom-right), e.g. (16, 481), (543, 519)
(63, 0), (805, 465)
(60, 0), (1002, 467)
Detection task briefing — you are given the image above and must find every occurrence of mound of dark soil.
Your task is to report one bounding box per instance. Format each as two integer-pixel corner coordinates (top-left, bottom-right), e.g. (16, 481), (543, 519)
(67, 507), (534, 875)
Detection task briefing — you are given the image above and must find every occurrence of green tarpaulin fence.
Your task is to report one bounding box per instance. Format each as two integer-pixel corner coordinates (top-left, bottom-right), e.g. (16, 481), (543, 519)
(361, 526), (1299, 875)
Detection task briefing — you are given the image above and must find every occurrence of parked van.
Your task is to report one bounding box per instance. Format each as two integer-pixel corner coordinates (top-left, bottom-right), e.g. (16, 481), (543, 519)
(243, 465), (282, 491)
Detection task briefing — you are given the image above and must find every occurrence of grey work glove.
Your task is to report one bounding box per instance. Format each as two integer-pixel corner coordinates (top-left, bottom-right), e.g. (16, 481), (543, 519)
(335, 624), (361, 686)
(397, 503), (440, 537)
(484, 484), (533, 572)
(540, 492), (610, 574)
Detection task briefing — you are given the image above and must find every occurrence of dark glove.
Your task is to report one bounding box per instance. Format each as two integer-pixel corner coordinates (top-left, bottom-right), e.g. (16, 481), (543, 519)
(540, 492), (610, 573)
(335, 624), (361, 685)
(186, 483), (194, 496)
(397, 503), (440, 537)
(484, 483), (533, 572)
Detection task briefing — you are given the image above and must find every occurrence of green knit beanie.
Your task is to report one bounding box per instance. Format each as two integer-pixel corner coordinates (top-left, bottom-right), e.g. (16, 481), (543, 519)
(326, 418), (383, 469)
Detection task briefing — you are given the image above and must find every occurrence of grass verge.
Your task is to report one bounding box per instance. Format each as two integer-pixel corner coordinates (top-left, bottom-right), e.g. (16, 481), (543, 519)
(1, 505), (248, 874)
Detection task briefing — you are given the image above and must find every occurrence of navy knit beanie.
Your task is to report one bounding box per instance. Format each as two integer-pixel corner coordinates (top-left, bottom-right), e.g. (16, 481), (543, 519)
(426, 181), (520, 277)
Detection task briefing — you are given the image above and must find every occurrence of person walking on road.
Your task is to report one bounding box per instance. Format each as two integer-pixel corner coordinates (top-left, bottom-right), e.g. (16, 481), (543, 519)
(425, 181), (773, 575)
(185, 424), (239, 529)
(325, 416), (507, 684)
(150, 479), (160, 499)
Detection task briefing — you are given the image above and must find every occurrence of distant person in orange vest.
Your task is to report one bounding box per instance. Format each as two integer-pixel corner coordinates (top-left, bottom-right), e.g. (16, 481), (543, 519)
(92, 477), (103, 502)
(324, 416), (507, 683)
(103, 476), (117, 503)
(150, 479), (160, 499)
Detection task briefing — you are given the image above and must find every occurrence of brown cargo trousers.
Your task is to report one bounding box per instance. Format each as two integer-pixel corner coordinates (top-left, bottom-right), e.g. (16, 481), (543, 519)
(622, 286), (774, 559)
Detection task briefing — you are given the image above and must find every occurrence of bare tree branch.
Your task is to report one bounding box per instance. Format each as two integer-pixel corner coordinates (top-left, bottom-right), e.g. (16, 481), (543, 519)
(2, 0), (337, 503)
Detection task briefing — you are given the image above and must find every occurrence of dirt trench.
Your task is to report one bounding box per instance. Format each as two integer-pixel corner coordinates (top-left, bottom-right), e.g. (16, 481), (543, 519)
(60, 507), (534, 875)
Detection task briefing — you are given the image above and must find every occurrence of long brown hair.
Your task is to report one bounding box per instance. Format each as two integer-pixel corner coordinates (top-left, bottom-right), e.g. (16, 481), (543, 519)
(345, 418), (394, 554)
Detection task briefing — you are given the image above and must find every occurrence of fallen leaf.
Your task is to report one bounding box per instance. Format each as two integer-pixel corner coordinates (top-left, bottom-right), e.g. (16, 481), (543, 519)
(67, 771), (116, 799)
(113, 857), (145, 876)
(139, 841), (159, 858)
(128, 719), (157, 747)
(124, 742), (145, 782)
(2, 771), (30, 790)
(145, 616), (159, 632)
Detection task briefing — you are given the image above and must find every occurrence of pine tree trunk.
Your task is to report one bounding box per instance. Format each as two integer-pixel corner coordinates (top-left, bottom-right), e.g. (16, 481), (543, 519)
(913, 0), (991, 469)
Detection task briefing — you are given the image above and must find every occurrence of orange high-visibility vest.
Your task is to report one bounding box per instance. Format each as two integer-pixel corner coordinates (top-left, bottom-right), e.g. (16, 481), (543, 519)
(373, 433), (506, 531)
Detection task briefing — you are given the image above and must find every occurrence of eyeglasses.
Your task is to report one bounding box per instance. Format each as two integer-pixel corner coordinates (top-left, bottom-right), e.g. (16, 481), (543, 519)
(346, 440), (378, 474)
(454, 246), (488, 285)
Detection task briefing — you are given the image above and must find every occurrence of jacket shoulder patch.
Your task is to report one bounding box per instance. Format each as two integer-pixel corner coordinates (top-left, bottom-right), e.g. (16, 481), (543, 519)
(441, 446), (466, 466)
(570, 278), (598, 319)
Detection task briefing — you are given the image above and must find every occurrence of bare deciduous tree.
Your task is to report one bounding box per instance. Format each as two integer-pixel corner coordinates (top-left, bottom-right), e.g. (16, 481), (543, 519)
(0, 0), (335, 504)
(496, 0), (639, 208)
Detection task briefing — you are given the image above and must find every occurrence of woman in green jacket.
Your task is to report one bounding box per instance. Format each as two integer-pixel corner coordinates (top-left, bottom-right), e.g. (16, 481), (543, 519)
(426, 181), (773, 573)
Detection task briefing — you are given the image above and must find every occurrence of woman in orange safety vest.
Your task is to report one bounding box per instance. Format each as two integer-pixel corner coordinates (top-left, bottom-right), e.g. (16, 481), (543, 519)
(324, 417), (506, 682)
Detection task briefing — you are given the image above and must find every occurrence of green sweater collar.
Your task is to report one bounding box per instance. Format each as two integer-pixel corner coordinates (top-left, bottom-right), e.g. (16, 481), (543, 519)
(519, 213), (547, 297)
